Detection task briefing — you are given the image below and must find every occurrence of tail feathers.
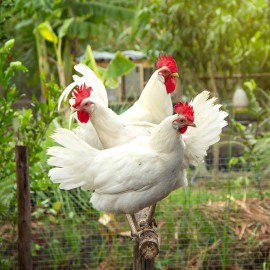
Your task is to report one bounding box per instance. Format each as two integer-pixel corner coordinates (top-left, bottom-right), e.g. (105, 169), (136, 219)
(58, 81), (77, 111)
(183, 91), (228, 166)
(58, 64), (108, 111)
(72, 74), (84, 86)
(47, 128), (97, 190)
(51, 128), (93, 151)
(74, 64), (108, 107)
(219, 110), (229, 128)
(49, 168), (86, 190)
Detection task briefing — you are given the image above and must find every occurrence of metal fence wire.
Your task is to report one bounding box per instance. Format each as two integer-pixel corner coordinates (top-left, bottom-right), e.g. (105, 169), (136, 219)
(1, 156), (270, 270)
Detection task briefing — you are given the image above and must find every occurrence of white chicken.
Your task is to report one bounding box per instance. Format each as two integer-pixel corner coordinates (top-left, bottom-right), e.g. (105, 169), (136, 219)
(71, 83), (155, 149)
(58, 64), (108, 149)
(119, 55), (179, 124)
(48, 103), (195, 234)
(57, 55), (179, 149)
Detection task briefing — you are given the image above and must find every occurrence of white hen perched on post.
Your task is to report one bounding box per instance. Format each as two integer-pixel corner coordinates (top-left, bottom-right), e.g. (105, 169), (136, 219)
(48, 103), (195, 234)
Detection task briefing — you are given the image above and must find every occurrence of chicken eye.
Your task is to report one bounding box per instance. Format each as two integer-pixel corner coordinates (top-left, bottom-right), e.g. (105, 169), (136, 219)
(158, 69), (171, 78)
(84, 102), (89, 106)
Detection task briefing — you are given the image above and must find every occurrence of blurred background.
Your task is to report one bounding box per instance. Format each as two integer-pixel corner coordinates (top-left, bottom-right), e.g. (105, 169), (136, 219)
(0, 0), (270, 269)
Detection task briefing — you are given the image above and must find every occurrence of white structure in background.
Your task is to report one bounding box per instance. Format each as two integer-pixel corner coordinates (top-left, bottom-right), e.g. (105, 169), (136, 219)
(232, 87), (249, 109)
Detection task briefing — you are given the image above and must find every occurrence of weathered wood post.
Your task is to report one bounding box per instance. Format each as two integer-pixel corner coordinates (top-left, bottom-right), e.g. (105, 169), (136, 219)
(16, 145), (32, 270)
(133, 207), (159, 270)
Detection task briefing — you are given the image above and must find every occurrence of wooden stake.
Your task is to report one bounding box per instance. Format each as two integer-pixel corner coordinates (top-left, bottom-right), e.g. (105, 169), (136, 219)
(16, 145), (32, 270)
(133, 207), (159, 270)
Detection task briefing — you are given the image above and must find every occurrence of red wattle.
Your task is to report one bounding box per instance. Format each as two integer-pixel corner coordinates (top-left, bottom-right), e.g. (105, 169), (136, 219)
(179, 126), (188, 134)
(165, 76), (176, 93)
(77, 111), (90, 123)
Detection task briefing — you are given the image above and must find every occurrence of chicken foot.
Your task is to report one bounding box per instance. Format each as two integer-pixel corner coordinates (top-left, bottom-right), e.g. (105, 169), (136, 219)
(127, 204), (157, 238)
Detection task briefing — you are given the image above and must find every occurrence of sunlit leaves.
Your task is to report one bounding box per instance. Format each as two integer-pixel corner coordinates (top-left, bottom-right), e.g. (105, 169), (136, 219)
(133, 0), (270, 75)
(37, 21), (58, 44)
(3, 38), (14, 50)
(103, 51), (136, 81)
(58, 18), (74, 39)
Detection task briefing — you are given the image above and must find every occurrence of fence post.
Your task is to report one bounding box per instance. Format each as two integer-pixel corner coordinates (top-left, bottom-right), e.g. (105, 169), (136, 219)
(133, 208), (159, 270)
(16, 145), (32, 270)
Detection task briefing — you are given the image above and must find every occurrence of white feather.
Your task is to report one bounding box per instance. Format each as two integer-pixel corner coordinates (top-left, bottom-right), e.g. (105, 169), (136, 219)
(58, 81), (77, 111)
(183, 91), (228, 166)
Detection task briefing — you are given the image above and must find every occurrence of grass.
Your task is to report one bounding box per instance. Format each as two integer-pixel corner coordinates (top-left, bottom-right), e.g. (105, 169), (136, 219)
(1, 165), (269, 269)
(153, 175), (270, 270)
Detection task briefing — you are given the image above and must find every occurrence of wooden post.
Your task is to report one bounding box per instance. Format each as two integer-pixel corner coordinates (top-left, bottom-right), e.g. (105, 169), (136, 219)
(118, 76), (126, 103)
(133, 239), (155, 270)
(133, 207), (159, 270)
(16, 145), (32, 270)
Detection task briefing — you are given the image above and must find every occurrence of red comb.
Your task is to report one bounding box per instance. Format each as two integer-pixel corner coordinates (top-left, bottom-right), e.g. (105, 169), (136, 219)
(173, 102), (194, 122)
(72, 83), (92, 107)
(155, 55), (178, 73)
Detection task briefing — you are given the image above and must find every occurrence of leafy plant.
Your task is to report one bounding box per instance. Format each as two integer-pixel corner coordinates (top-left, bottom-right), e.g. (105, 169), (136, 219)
(132, 1), (270, 96)
(0, 38), (62, 216)
(3, 0), (136, 100)
(0, 39), (28, 214)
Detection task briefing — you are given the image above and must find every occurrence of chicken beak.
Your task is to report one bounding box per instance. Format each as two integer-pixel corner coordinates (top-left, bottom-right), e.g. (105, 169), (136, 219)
(172, 72), (179, 78)
(188, 122), (196, 127)
(71, 106), (79, 114)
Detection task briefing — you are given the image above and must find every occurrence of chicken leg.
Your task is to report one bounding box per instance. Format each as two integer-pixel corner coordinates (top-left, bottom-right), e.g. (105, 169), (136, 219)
(126, 214), (140, 237)
(145, 204), (157, 227)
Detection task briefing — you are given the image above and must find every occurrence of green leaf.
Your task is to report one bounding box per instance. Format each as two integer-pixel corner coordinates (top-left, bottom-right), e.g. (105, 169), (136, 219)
(82, 45), (101, 78)
(103, 51), (135, 81)
(244, 80), (256, 91)
(37, 22), (58, 44)
(4, 39), (15, 50)
(15, 19), (33, 30)
(9, 61), (28, 72)
(52, 201), (61, 210)
(49, 215), (58, 224)
(72, 2), (134, 20)
(58, 18), (74, 39)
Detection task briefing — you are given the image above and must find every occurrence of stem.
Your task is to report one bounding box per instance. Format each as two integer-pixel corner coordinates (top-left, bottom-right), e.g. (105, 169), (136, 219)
(33, 29), (50, 101)
(55, 38), (66, 87)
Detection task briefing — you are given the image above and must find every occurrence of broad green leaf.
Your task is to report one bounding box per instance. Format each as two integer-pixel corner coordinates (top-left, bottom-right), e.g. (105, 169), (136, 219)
(58, 18), (74, 39)
(37, 22), (58, 44)
(71, 2), (134, 20)
(103, 51), (135, 81)
(15, 19), (33, 30)
(82, 45), (100, 78)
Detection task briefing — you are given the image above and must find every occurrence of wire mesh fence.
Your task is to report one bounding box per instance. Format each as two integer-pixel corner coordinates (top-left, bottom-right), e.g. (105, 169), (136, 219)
(1, 157), (270, 270)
